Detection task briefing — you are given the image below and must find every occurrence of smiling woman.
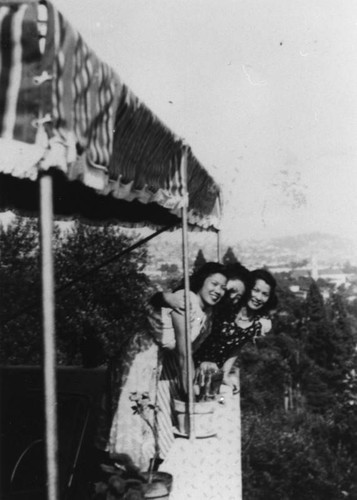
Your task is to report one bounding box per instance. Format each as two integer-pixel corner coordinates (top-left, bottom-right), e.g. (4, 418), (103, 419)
(247, 279), (271, 310)
(244, 269), (278, 317)
(106, 263), (228, 471)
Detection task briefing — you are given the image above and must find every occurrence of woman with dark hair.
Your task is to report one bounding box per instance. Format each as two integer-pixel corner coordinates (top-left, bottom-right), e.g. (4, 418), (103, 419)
(107, 262), (228, 469)
(216, 262), (251, 310)
(167, 262), (228, 390)
(194, 268), (278, 391)
(245, 268), (278, 315)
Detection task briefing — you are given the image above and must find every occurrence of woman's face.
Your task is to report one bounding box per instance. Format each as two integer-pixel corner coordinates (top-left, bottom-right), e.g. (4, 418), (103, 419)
(247, 279), (271, 311)
(226, 278), (246, 305)
(198, 273), (227, 307)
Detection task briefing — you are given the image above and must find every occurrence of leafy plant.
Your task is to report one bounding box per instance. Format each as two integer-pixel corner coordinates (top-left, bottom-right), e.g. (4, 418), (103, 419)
(129, 391), (160, 483)
(93, 453), (147, 500)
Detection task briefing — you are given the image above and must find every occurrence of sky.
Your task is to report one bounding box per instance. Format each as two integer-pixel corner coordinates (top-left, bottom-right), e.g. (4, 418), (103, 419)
(52, 0), (357, 244)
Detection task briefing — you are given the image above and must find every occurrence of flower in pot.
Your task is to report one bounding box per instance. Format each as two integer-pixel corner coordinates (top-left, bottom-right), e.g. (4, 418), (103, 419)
(129, 391), (173, 498)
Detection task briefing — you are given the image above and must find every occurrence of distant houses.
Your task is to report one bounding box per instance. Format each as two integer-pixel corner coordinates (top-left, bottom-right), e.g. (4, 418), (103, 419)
(269, 262), (357, 302)
(144, 241), (357, 304)
(318, 269), (349, 288)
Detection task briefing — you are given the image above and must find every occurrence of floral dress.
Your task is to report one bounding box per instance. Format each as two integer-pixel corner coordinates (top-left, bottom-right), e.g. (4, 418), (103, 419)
(194, 309), (271, 368)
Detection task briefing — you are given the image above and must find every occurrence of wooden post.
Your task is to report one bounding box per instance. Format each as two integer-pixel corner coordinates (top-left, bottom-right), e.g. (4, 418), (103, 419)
(39, 172), (59, 500)
(180, 146), (195, 439)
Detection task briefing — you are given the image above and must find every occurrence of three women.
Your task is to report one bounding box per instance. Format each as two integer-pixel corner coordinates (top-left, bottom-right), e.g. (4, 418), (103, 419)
(194, 268), (277, 391)
(107, 261), (277, 469)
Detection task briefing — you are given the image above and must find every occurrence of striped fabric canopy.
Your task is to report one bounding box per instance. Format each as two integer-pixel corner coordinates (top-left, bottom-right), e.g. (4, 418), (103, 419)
(0, 0), (222, 230)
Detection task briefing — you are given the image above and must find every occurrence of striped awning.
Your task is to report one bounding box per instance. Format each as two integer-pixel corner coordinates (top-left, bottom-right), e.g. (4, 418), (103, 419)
(0, 0), (222, 230)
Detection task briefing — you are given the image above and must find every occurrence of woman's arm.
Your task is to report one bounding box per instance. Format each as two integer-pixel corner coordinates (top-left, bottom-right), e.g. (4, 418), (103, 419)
(222, 356), (239, 393)
(259, 317), (272, 335)
(171, 309), (194, 393)
(149, 291), (185, 312)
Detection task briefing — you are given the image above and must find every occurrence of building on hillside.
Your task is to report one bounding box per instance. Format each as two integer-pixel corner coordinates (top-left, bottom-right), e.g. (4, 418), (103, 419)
(318, 269), (349, 288)
(288, 284), (308, 300)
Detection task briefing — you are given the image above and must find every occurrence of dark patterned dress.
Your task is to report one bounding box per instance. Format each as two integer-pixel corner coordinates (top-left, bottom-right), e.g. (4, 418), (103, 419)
(194, 309), (269, 368)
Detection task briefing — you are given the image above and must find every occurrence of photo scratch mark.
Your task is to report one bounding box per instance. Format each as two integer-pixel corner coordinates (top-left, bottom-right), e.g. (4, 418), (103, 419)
(242, 65), (267, 86)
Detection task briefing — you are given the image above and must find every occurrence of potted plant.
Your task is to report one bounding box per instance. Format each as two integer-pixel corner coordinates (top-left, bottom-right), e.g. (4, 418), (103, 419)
(92, 450), (172, 500)
(129, 392), (173, 499)
(92, 453), (147, 500)
(93, 392), (173, 500)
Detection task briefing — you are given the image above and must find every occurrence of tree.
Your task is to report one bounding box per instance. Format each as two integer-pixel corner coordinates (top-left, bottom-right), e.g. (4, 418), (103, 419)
(0, 217), (153, 366)
(242, 410), (356, 500)
(54, 222), (152, 366)
(327, 293), (356, 365)
(222, 246), (238, 265)
(305, 283), (354, 371)
(304, 282), (336, 370)
(326, 293), (357, 409)
(0, 217), (43, 364)
(240, 274), (357, 498)
(192, 249), (206, 273)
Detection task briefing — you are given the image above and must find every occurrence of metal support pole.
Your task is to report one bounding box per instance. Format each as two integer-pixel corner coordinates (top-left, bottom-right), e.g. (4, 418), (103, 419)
(217, 230), (221, 263)
(236, 367), (243, 499)
(180, 146), (195, 439)
(39, 172), (59, 500)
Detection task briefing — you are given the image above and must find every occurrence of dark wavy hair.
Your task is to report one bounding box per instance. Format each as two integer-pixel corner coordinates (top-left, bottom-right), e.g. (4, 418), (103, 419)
(175, 262), (228, 293)
(246, 268), (278, 314)
(221, 262), (251, 311)
(225, 262), (251, 283)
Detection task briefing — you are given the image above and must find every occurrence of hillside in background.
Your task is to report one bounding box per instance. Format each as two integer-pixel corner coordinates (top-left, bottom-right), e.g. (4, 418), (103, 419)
(146, 231), (357, 273)
(235, 232), (357, 269)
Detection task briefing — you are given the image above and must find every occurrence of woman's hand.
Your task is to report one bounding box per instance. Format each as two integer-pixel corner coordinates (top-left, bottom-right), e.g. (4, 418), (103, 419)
(222, 356), (239, 394)
(259, 317), (272, 335)
(199, 361), (219, 372)
(194, 362), (219, 388)
(222, 372), (239, 394)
